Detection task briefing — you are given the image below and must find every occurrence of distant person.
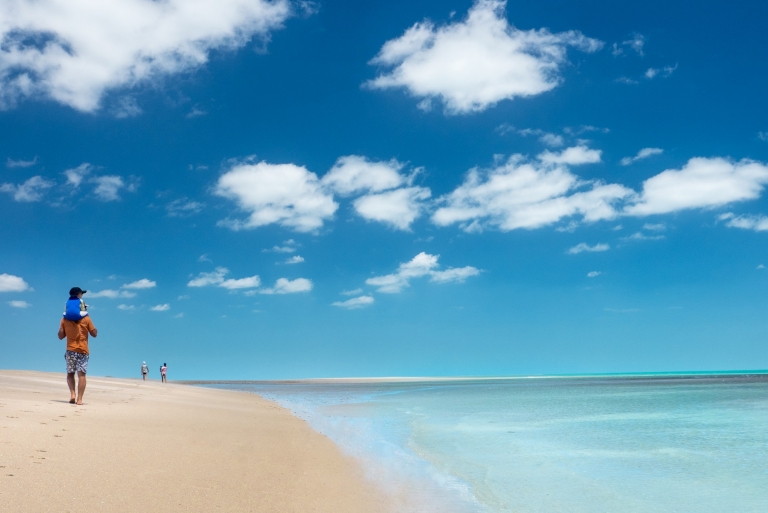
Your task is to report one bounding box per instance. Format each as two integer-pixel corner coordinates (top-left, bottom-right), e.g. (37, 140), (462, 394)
(160, 363), (167, 383)
(57, 287), (98, 405)
(63, 287), (89, 321)
(141, 361), (148, 381)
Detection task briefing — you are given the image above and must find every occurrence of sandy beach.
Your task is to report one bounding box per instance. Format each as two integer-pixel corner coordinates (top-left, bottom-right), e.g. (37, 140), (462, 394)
(0, 370), (387, 513)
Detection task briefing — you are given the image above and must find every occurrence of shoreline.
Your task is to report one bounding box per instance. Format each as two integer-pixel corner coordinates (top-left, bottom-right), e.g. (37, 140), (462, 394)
(0, 370), (388, 513)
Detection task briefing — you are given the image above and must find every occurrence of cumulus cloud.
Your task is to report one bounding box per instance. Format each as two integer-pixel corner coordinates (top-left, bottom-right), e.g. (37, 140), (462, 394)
(353, 187), (431, 230)
(0, 273), (30, 292)
(6, 157), (37, 168)
(366, 252), (480, 293)
(321, 155), (407, 195)
(187, 267), (261, 289)
(620, 148), (663, 166)
(188, 267), (229, 287)
(321, 155), (431, 230)
(0, 0), (292, 112)
(333, 295), (374, 309)
(625, 157), (768, 216)
(89, 289), (136, 299)
(643, 223), (666, 231)
(718, 213), (768, 232)
(8, 300), (31, 308)
(216, 161), (337, 232)
(341, 288), (363, 296)
(432, 150), (630, 232)
(117, 304), (135, 311)
(263, 240), (298, 253)
(366, 0), (602, 114)
(567, 243), (609, 254)
(621, 232), (665, 241)
(285, 255), (304, 264)
(260, 277), (313, 294)
(122, 279), (156, 289)
(64, 163), (93, 187)
(587, 271), (601, 278)
(538, 145), (602, 165)
(150, 304), (170, 311)
(220, 275), (261, 289)
(92, 175), (126, 201)
(0, 176), (55, 202)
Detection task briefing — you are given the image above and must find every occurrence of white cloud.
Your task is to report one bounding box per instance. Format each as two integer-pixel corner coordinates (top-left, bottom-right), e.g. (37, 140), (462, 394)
(8, 300), (30, 308)
(264, 240), (298, 253)
(758, 264), (766, 269)
(501, 126), (564, 147)
(285, 255), (304, 264)
(341, 288), (363, 296)
(759, 132), (768, 142)
(567, 243), (609, 254)
(188, 267), (229, 287)
(220, 275), (261, 289)
(625, 157), (768, 216)
(587, 271), (601, 278)
(353, 187), (431, 230)
(432, 151), (631, 232)
(92, 175), (126, 201)
(0, 176), (55, 202)
(260, 277), (313, 294)
(122, 278), (156, 289)
(643, 223), (666, 231)
(620, 148), (663, 166)
(188, 267), (261, 290)
(198, 254), (212, 263)
(645, 65), (677, 79)
(615, 76), (639, 85)
(321, 155), (406, 195)
(430, 266), (481, 283)
(0, 0), (292, 112)
(117, 304), (135, 311)
(538, 145), (602, 165)
(216, 161), (337, 232)
(366, 0), (602, 114)
(113, 96), (142, 118)
(6, 157), (37, 168)
(613, 34), (644, 56)
(64, 163), (93, 187)
(89, 289), (136, 299)
(621, 232), (665, 241)
(167, 198), (205, 217)
(366, 252), (479, 293)
(332, 295), (374, 309)
(0, 273), (29, 292)
(150, 304), (170, 311)
(718, 213), (768, 232)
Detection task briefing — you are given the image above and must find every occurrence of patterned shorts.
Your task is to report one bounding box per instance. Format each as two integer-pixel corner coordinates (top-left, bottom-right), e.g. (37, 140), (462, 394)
(64, 350), (89, 374)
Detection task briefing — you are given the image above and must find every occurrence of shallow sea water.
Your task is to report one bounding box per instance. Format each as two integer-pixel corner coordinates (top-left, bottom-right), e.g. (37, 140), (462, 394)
(206, 375), (768, 513)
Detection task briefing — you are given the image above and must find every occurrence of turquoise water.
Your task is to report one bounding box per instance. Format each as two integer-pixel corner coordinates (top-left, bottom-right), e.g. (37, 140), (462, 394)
(207, 376), (768, 513)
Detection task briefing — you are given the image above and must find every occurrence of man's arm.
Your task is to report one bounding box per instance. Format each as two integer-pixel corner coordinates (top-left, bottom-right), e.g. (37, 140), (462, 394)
(90, 327), (98, 337)
(58, 327), (66, 340)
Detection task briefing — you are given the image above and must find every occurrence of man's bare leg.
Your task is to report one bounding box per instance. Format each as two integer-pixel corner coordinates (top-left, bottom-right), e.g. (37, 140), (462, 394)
(76, 371), (86, 405)
(67, 372), (76, 403)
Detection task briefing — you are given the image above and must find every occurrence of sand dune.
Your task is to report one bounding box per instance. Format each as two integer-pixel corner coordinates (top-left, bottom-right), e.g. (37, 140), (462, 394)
(0, 371), (387, 513)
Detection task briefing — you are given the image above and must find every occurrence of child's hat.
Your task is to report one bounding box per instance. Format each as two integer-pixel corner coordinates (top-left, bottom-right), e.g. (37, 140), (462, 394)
(69, 287), (87, 296)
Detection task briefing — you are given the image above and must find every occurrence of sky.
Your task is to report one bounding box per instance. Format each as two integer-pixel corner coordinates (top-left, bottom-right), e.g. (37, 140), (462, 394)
(1, 0), (767, 379)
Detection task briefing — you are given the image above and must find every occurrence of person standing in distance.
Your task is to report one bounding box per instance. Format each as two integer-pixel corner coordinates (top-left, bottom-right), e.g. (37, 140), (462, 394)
(160, 363), (167, 383)
(141, 361), (148, 381)
(57, 287), (98, 405)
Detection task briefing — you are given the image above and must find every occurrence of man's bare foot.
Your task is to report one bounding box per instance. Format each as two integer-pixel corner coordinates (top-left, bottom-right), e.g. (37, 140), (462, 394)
(76, 399), (83, 405)
(69, 398), (76, 404)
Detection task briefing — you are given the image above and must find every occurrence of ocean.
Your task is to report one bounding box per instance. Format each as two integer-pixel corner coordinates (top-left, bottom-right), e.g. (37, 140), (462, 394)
(204, 374), (768, 513)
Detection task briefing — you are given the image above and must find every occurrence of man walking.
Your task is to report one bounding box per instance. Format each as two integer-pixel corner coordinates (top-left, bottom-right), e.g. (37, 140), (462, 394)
(57, 287), (98, 405)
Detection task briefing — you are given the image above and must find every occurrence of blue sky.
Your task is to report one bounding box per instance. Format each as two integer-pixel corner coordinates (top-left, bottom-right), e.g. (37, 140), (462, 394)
(1, 0), (767, 379)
